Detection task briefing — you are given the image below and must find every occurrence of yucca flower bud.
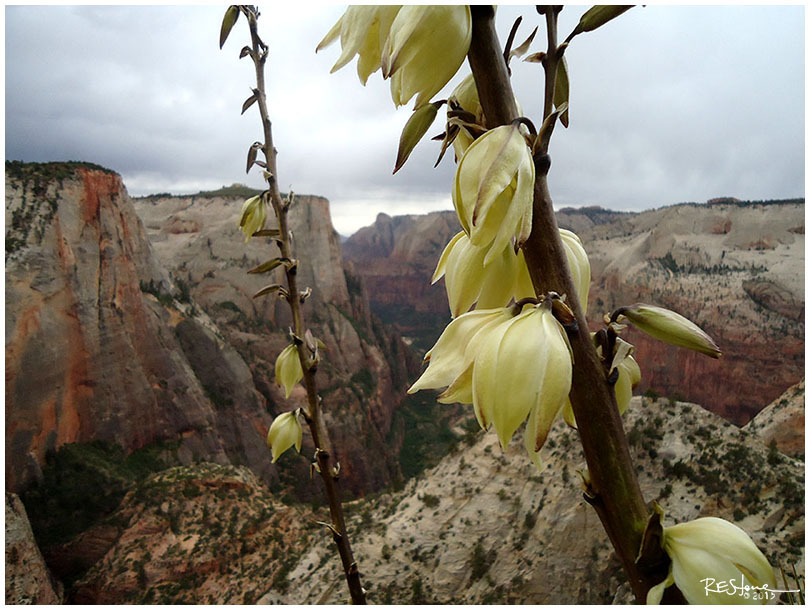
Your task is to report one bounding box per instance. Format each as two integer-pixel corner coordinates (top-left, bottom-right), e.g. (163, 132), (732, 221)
(381, 5), (471, 108)
(559, 229), (591, 312)
(472, 302), (573, 469)
(453, 124), (534, 264)
(316, 6), (401, 85)
(616, 304), (722, 358)
(238, 194), (266, 243)
(275, 344), (303, 399)
(432, 231), (520, 317)
(267, 411), (303, 463)
(647, 517), (776, 604)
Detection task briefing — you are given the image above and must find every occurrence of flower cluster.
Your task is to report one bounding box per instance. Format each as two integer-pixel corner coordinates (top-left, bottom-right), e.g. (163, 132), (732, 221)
(433, 227), (591, 318)
(409, 300), (573, 469)
(318, 6), (471, 109)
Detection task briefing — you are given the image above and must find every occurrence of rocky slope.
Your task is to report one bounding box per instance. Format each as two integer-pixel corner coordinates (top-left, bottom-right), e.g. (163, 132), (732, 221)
(5, 162), (270, 493)
(275, 397), (805, 604)
(343, 200), (804, 423)
(745, 380), (805, 458)
(6, 493), (62, 604)
(132, 189), (418, 496)
(64, 397), (804, 604)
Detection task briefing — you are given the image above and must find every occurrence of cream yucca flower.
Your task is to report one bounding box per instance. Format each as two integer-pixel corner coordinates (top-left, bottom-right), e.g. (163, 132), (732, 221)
(316, 6), (401, 85)
(267, 411), (303, 463)
(432, 231), (520, 317)
(473, 303), (573, 469)
(409, 301), (573, 469)
(239, 194), (266, 243)
(275, 344), (303, 399)
(431, 227), (590, 319)
(381, 5), (471, 108)
(617, 303), (722, 358)
(453, 124), (534, 264)
(408, 308), (510, 401)
(647, 517), (776, 604)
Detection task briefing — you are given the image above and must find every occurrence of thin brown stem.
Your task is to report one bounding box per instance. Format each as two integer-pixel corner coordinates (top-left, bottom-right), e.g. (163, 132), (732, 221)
(467, 6), (684, 604)
(244, 7), (365, 603)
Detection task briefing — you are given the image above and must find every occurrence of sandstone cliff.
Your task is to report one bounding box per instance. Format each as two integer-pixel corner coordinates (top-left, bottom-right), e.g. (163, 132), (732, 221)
(5, 162), (272, 493)
(64, 397), (804, 604)
(343, 200), (804, 423)
(6, 162), (416, 500)
(132, 189), (417, 496)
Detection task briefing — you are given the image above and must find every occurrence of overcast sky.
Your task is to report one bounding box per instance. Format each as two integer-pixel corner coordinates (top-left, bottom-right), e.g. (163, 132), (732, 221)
(5, 4), (805, 235)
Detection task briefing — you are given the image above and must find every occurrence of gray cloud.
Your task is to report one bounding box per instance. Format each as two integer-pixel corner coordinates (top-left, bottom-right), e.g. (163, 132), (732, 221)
(5, 5), (804, 235)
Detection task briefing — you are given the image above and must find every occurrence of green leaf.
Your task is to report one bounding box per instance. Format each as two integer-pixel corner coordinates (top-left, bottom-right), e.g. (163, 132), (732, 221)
(242, 90), (259, 115)
(509, 26), (538, 60)
(246, 144), (258, 174)
(248, 258), (289, 274)
(253, 284), (283, 298)
(554, 56), (570, 128)
(394, 101), (441, 174)
(569, 5), (633, 40)
(219, 5), (239, 50)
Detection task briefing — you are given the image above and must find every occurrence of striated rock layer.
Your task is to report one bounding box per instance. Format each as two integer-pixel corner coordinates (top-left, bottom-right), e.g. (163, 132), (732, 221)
(5, 162), (268, 492)
(343, 201), (804, 424)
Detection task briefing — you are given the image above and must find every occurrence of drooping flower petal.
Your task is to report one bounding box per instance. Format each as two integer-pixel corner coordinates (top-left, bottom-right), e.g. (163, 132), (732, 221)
(407, 309), (507, 395)
(239, 195), (266, 243)
(522, 307), (574, 463)
(317, 6), (401, 85)
(381, 6), (471, 108)
(433, 231), (517, 317)
(267, 411), (303, 463)
(453, 124), (534, 262)
(559, 228), (591, 313)
(275, 344), (303, 399)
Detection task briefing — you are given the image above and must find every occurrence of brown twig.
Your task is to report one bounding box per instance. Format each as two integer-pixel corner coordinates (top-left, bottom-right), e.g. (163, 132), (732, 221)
(242, 6), (365, 604)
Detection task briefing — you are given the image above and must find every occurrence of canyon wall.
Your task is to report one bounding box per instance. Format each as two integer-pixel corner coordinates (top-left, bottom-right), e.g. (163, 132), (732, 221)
(343, 201), (804, 424)
(6, 163), (415, 498)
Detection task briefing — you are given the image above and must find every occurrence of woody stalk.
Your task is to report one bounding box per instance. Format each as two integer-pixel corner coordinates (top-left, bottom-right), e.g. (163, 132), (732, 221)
(220, 5), (366, 604)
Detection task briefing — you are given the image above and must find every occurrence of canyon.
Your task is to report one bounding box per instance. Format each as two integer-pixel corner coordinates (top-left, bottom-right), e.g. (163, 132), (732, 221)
(5, 162), (804, 603)
(344, 201), (804, 424)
